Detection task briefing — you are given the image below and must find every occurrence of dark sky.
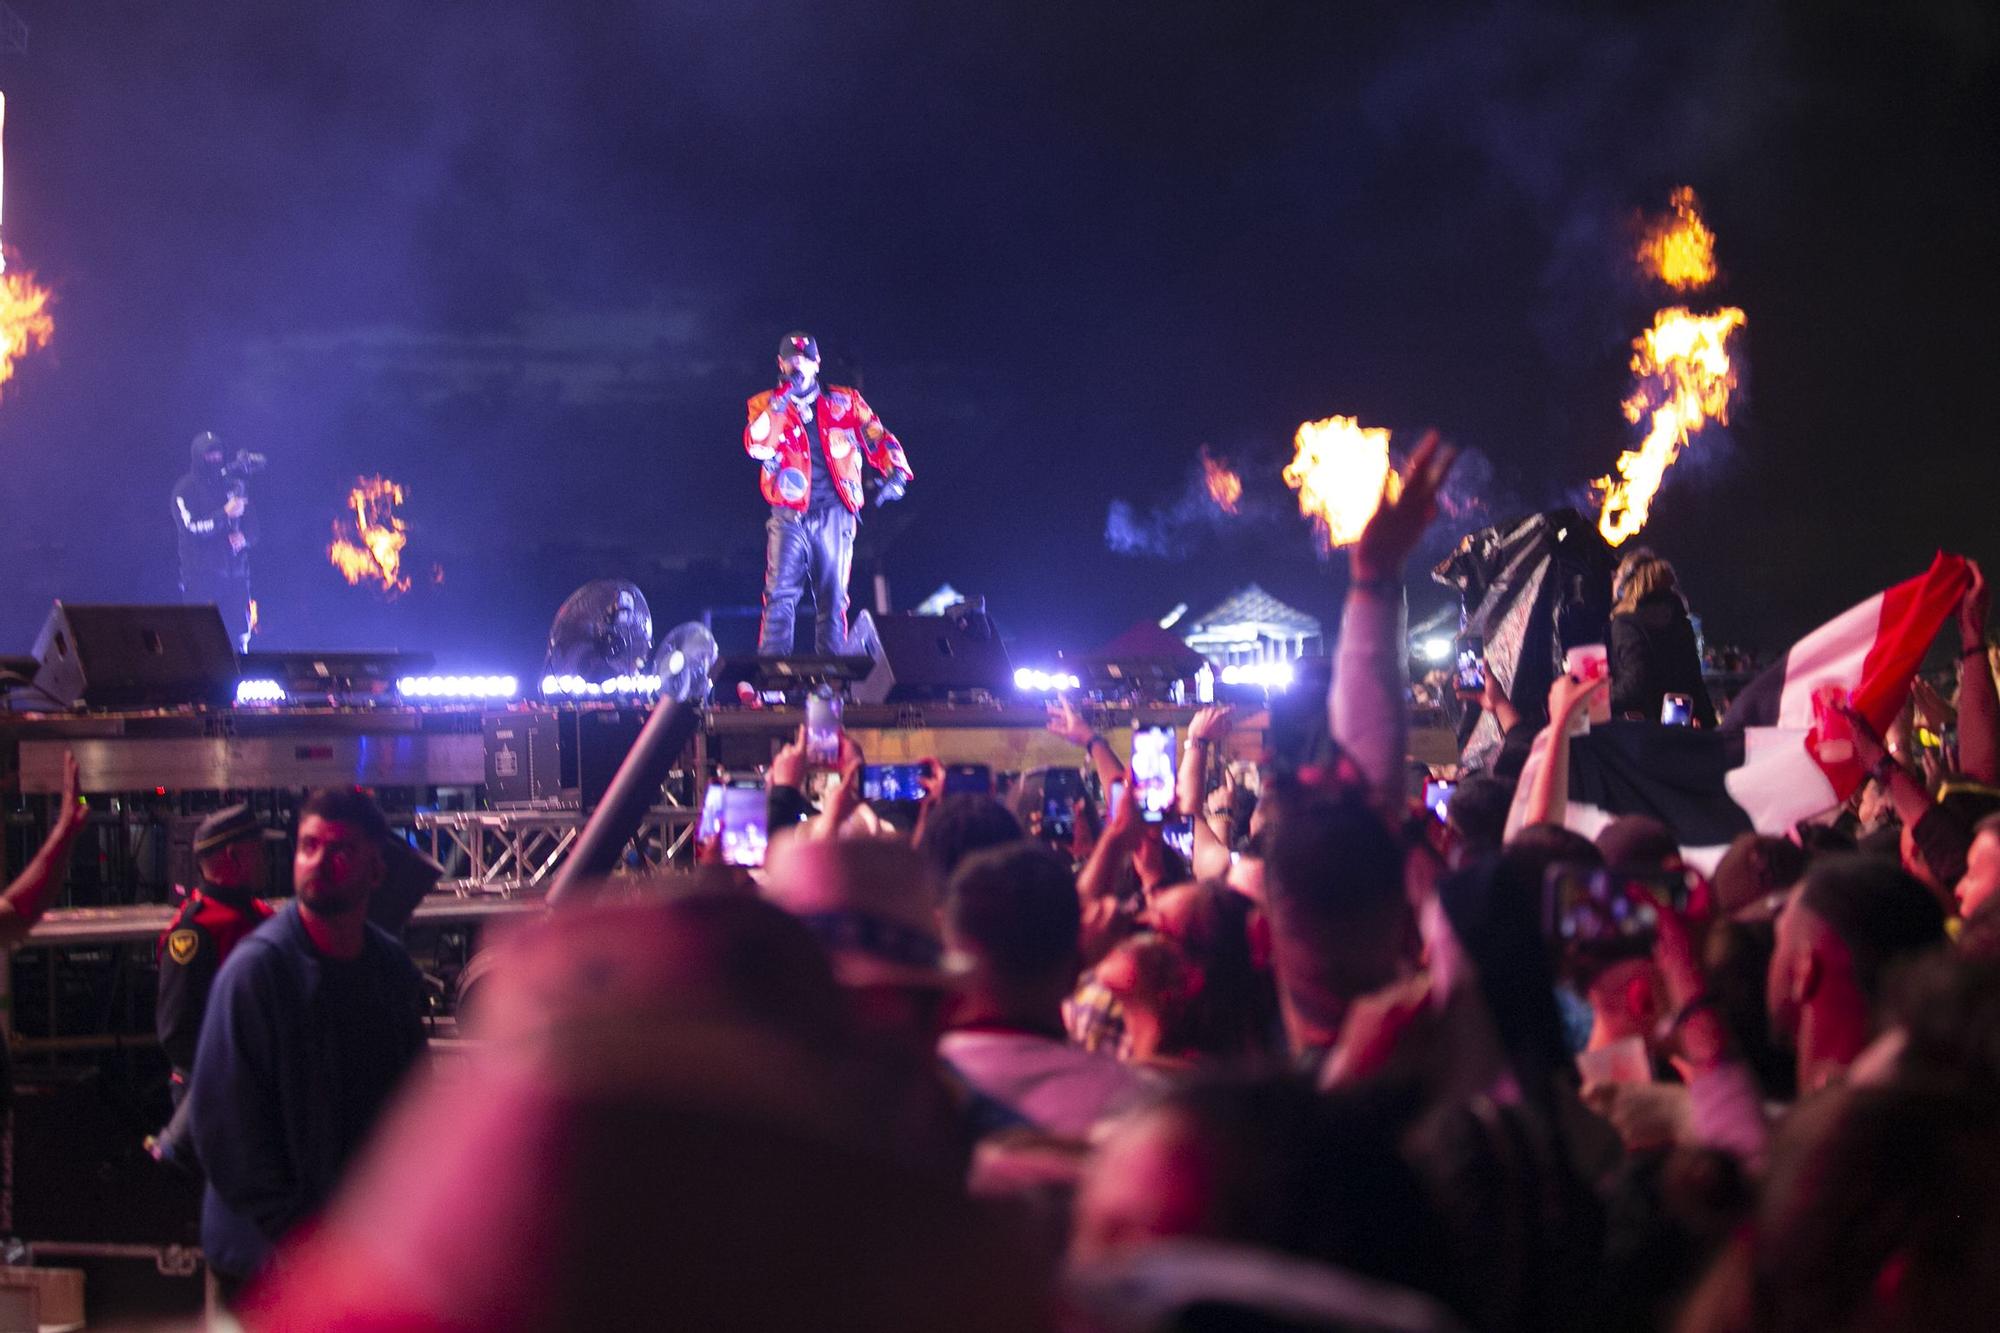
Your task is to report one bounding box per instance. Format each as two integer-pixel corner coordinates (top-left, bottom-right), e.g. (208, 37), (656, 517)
(0, 0), (1994, 672)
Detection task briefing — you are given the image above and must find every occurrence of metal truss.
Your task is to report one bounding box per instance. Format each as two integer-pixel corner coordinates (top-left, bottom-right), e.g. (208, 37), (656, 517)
(417, 806), (697, 896)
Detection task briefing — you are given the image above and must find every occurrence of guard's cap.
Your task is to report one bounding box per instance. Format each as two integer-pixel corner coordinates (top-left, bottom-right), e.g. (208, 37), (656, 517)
(194, 803), (262, 857)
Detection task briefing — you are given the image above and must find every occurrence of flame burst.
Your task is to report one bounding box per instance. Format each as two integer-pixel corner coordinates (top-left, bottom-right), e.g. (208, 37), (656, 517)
(1200, 445), (1242, 514)
(0, 95), (54, 398)
(328, 476), (415, 597)
(0, 264), (52, 397)
(246, 599), (261, 637)
(1595, 306), (1746, 546)
(1283, 415), (1400, 548)
(1637, 187), (1717, 290)
(1596, 186), (1747, 546)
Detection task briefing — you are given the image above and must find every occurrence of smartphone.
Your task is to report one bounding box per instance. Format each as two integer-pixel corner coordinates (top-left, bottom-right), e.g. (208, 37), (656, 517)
(1423, 778), (1456, 822)
(862, 763), (927, 804)
(1130, 725), (1177, 824)
(697, 783), (728, 844)
(1661, 693), (1694, 726)
(1455, 637), (1485, 693)
(943, 763), (993, 796)
(1544, 866), (1694, 944)
(698, 777), (762, 843)
(805, 692), (842, 766)
(718, 784), (769, 868)
(1160, 815), (1195, 860)
(1040, 767), (1086, 843)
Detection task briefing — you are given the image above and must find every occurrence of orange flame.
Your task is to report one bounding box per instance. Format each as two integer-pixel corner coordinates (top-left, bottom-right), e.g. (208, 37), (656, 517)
(1200, 445), (1242, 514)
(1282, 415), (1401, 548)
(0, 263), (53, 399)
(1594, 306), (1746, 546)
(328, 476), (414, 597)
(1637, 187), (1717, 291)
(246, 599), (261, 637)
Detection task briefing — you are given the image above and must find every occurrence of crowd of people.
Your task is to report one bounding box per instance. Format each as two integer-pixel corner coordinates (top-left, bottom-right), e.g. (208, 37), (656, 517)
(10, 427), (1998, 1331)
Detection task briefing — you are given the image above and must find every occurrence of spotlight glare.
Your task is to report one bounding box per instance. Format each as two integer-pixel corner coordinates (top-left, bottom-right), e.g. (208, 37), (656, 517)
(234, 678), (287, 705)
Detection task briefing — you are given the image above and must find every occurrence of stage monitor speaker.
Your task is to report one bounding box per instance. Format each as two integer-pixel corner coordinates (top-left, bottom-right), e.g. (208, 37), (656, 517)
(30, 603), (238, 710)
(850, 609), (1013, 704)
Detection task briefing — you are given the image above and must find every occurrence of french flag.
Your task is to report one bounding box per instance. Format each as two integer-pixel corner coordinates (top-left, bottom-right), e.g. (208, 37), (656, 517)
(1505, 553), (1971, 865)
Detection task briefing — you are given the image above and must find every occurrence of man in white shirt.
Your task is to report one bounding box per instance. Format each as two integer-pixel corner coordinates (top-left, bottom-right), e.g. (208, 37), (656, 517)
(939, 842), (1153, 1139)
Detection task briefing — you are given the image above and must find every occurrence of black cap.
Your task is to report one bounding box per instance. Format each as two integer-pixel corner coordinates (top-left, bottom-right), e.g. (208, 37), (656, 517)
(190, 430), (223, 461)
(194, 803), (262, 857)
(778, 331), (819, 362)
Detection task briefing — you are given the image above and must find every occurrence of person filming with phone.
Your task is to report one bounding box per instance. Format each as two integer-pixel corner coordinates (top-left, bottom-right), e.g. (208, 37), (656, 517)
(1608, 547), (1716, 728)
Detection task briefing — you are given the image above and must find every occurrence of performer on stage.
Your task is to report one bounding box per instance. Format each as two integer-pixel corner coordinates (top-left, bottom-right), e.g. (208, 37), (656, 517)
(173, 431), (260, 650)
(745, 332), (912, 655)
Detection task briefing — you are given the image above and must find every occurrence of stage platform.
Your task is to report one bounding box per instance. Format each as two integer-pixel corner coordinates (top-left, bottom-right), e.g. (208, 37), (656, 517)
(3, 698), (1455, 792)
(1, 700), (1236, 795)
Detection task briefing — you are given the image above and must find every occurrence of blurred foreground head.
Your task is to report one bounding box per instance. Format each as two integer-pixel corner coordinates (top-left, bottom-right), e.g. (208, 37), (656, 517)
(1261, 791), (1412, 1048)
(761, 835), (964, 1057)
(242, 893), (1048, 1331)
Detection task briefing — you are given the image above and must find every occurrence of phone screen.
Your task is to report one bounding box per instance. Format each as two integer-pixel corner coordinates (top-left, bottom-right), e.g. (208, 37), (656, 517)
(1661, 693), (1693, 726)
(1456, 643), (1485, 693)
(1160, 815), (1194, 859)
(1424, 779), (1456, 822)
(1131, 725), (1176, 823)
(862, 763), (926, 803)
(1545, 867), (1693, 944)
(1041, 768), (1085, 842)
(698, 783), (727, 844)
(719, 786), (769, 867)
(805, 694), (842, 766)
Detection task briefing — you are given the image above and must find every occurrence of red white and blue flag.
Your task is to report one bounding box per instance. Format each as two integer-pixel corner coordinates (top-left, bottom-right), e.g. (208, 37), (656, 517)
(1506, 553), (1972, 866)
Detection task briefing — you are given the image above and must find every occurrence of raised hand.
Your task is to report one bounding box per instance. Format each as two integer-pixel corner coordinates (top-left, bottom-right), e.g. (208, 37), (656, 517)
(1548, 671), (1608, 722)
(767, 726), (809, 790)
(1962, 559), (1989, 652)
(1352, 431), (1459, 584)
(55, 752), (87, 839)
(1046, 697), (1094, 748)
(1187, 705), (1236, 743)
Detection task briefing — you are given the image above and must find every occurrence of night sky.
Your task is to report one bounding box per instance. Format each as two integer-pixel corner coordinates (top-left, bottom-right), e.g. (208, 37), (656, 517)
(0, 1), (1994, 674)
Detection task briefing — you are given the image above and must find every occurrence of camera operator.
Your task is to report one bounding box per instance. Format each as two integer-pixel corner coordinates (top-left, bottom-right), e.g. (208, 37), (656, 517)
(173, 430), (264, 650)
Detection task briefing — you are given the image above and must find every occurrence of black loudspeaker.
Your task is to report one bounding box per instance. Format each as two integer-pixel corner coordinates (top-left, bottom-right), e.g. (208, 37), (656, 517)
(30, 603), (238, 710)
(569, 708), (651, 812)
(850, 609), (1013, 704)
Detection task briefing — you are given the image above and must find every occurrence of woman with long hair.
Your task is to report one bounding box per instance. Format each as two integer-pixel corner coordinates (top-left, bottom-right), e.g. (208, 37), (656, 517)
(1609, 547), (1717, 727)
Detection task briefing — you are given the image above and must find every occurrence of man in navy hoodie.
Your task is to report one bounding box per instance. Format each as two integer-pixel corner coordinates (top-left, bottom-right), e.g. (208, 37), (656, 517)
(187, 788), (427, 1300)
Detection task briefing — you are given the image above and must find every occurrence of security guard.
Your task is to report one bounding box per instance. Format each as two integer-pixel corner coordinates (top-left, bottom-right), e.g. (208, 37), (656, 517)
(157, 804), (273, 1101)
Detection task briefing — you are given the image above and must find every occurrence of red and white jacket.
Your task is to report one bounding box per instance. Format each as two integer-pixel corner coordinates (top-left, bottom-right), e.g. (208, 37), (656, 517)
(743, 382), (912, 514)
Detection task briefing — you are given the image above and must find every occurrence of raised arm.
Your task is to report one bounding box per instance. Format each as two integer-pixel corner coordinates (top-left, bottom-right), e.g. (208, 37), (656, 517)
(1076, 773), (1142, 961)
(1047, 697), (1125, 790)
(1333, 432), (1458, 806)
(1508, 673), (1608, 835)
(0, 753), (88, 949)
(1179, 706), (1237, 882)
(1957, 562), (1998, 784)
